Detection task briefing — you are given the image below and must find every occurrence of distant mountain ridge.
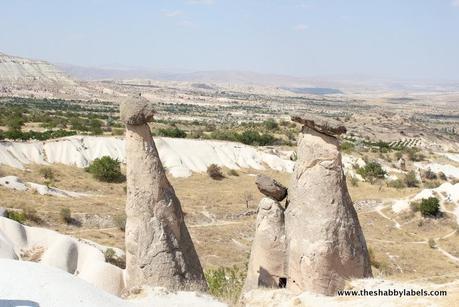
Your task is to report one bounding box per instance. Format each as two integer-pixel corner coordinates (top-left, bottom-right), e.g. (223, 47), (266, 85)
(0, 52), (75, 87)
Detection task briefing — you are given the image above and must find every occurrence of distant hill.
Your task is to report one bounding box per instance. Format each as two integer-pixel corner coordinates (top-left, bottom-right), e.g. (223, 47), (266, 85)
(0, 52), (75, 87)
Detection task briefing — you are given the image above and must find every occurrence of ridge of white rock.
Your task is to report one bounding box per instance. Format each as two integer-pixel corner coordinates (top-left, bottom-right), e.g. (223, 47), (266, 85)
(0, 175), (89, 197)
(0, 217), (124, 295)
(0, 136), (295, 177)
(0, 52), (75, 86)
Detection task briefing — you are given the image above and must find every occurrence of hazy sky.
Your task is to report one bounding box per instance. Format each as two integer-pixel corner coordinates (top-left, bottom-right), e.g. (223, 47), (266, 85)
(1, 0), (459, 79)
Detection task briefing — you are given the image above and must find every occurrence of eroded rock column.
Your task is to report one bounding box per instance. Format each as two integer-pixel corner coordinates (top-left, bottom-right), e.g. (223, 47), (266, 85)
(243, 175), (287, 293)
(285, 116), (372, 295)
(121, 97), (207, 291)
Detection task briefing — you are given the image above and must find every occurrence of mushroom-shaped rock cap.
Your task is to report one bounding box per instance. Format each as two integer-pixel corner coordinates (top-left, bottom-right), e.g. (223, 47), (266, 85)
(255, 175), (287, 201)
(120, 96), (155, 125)
(292, 115), (346, 137)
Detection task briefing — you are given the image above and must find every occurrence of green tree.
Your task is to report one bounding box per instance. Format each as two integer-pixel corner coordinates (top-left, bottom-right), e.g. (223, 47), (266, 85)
(87, 156), (125, 182)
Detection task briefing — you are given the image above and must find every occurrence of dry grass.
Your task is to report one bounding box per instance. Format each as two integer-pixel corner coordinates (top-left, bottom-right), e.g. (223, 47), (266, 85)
(1, 162), (458, 283)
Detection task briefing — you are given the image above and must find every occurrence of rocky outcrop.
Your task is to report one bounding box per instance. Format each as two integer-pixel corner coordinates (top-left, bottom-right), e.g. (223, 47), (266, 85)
(285, 116), (372, 295)
(0, 52), (75, 86)
(122, 97), (207, 291)
(255, 175), (287, 201)
(243, 197), (286, 292)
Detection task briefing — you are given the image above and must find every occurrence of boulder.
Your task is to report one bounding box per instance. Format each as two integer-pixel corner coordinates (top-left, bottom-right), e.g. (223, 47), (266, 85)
(119, 96), (155, 125)
(285, 116), (372, 295)
(255, 175), (287, 201)
(243, 197), (286, 293)
(121, 97), (207, 291)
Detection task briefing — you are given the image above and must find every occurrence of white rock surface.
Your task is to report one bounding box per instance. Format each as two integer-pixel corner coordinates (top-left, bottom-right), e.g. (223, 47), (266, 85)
(414, 162), (459, 179)
(0, 259), (225, 307)
(0, 176), (88, 198)
(0, 136), (294, 177)
(0, 176), (28, 191)
(0, 217), (123, 296)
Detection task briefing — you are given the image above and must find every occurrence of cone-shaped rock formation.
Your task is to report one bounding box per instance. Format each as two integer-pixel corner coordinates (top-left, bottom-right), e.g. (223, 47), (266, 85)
(285, 116), (372, 295)
(121, 97), (207, 291)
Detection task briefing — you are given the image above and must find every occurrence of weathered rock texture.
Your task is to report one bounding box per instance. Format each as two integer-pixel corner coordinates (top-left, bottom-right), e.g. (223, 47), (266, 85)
(244, 197), (286, 293)
(122, 97), (207, 291)
(255, 175), (287, 201)
(285, 116), (372, 295)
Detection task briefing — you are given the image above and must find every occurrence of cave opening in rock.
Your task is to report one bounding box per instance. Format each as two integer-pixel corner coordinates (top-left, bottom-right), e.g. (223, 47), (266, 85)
(279, 277), (287, 288)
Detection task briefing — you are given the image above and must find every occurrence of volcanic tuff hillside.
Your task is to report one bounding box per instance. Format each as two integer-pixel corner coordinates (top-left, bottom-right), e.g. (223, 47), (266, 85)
(0, 52), (75, 86)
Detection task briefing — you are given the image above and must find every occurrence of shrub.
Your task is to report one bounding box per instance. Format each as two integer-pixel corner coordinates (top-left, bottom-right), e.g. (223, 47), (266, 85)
(207, 164), (224, 180)
(205, 266), (246, 304)
(340, 141), (355, 153)
(24, 208), (44, 225)
(424, 180), (441, 189)
(104, 248), (126, 269)
(227, 169), (239, 176)
(111, 128), (124, 136)
(424, 169), (437, 180)
(357, 161), (386, 183)
(419, 197), (440, 217)
(404, 171), (419, 187)
(387, 179), (405, 189)
(87, 156), (125, 182)
(60, 208), (72, 224)
(157, 127), (187, 138)
(404, 147), (425, 161)
(6, 210), (26, 224)
(428, 238), (437, 249)
(262, 119), (278, 131)
(39, 167), (55, 187)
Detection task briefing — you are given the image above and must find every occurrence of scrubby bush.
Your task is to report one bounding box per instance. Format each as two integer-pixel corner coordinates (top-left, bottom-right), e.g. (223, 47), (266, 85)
(428, 238), (437, 249)
(6, 210), (26, 224)
(387, 179), (405, 189)
(340, 141), (355, 153)
(424, 169), (437, 180)
(227, 169), (239, 176)
(111, 128), (124, 136)
(419, 197), (440, 217)
(262, 119), (278, 131)
(205, 266), (246, 304)
(24, 208), (44, 225)
(404, 147), (425, 161)
(404, 171), (419, 187)
(207, 164), (224, 180)
(104, 248), (126, 269)
(357, 161), (386, 183)
(410, 200), (421, 212)
(424, 180), (442, 189)
(157, 127), (187, 138)
(87, 156), (125, 183)
(39, 167), (55, 180)
(60, 208), (72, 224)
